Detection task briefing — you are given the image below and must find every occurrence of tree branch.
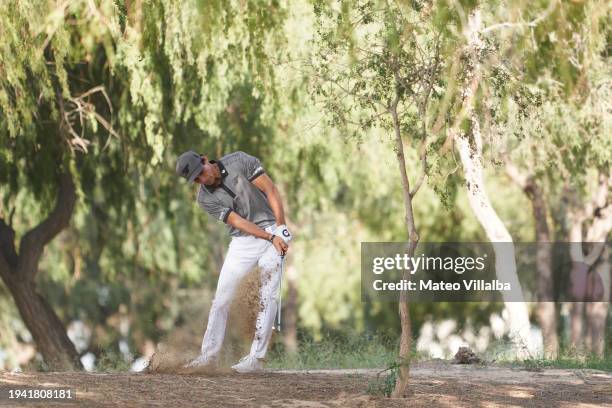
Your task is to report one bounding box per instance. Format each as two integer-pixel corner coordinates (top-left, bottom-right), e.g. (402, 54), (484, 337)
(419, 47), (442, 116)
(409, 152), (427, 198)
(504, 160), (530, 190)
(584, 240), (608, 267)
(0, 253), (11, 284)
(481, 1), (557, 34)
(0, 218), (18, 269)
(584, 201), (612, 267)
(586, 171), (610, 219)
(311, 69), (388, 110)
(17, 172), (77, 281)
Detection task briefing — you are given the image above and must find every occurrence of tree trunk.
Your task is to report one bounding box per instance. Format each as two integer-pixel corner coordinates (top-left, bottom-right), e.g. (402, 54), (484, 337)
(566, 172), (611, 352)
(280, 206), (300, 355)
(453, 9), (535, 359)
(569, 301), (584, 352)
(389, 103), (419, 398)
(505, 164), (558, 358)
(282, 264), (299, 354)
(529, 184), (557, 358)
(585, 246), (609, 356)
(568, 212), (586, 350)
(4, 277), (82, 370)
(536, 288), (558, 357)
(532, 195), (557, 358)
(585, 301), (607, 356)
(0, 172), (82, 370)
(533, 243), (557, 358)
(456, 133), (534, 358)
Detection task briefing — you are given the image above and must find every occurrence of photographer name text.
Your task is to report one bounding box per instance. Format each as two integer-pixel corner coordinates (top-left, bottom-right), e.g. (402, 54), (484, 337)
(372, 279), (511, 291)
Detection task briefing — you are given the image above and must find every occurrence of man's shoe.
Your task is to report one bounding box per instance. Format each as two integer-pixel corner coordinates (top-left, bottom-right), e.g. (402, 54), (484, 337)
(184, 354), (216, 369)
(231, 355), (263, 373)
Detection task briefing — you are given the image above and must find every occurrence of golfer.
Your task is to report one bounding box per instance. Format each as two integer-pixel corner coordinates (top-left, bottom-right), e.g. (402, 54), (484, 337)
(175, 150), (291, 373)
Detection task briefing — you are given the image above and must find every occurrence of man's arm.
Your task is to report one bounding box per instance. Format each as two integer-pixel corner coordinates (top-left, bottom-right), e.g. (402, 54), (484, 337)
(226, 211), (288, 255)
(251, 174), (286, 225)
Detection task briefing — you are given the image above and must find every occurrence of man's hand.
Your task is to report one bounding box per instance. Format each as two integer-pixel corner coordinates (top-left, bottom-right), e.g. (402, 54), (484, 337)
(271, 235), (289, 256)
(227, 213), (290, 256)
(274, 224), (292, 243)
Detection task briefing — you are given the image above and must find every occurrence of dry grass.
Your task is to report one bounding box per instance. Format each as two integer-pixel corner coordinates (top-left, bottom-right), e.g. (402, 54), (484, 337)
(1, 361), (610, 407)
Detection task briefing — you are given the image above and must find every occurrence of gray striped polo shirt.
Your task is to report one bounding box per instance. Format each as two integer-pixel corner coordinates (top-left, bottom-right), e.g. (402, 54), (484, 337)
(197, 151), (276, 237)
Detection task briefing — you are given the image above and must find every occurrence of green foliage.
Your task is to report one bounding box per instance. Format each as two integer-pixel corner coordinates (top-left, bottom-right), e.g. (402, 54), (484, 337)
(367, 361), (400, 397)
(511, 1), (605, 95)
(96, 350), (131, 372)
(310, 0), (451, 138)
(267, 330), (398, 369)
(0, 0), (609, 371)
(0, 0), (288, 206)
(0, 0), (291, 368)
(507, 352), (612, 372)
(478, 0), (610, 241)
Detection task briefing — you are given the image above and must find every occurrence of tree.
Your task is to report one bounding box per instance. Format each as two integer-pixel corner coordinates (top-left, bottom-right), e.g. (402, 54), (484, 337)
(310, 0), (452, 396)
(566, 171), (611, 354)
(0, 0), (126, 370)
(446, 6), (541, 358)
(504, 162), (558, 357)
(492, 0), (611, 356)
(0, 0), (287, 370)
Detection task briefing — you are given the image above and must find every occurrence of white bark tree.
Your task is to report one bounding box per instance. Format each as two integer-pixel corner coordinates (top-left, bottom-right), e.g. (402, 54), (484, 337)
(505, 162), (558, 358)
(452, 9), (536, 358)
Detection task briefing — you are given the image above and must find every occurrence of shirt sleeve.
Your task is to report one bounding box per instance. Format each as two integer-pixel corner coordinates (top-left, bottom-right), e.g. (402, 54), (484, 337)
(236, 151), (265, 181)
(197, 192), (233, 223)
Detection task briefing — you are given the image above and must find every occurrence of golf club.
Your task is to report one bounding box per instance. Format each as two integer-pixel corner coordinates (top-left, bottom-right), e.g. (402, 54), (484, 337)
(273, 254), (285, 332)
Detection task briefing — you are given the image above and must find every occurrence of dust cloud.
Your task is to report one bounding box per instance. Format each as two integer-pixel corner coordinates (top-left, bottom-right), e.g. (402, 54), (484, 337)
(146, 267), (268, 374)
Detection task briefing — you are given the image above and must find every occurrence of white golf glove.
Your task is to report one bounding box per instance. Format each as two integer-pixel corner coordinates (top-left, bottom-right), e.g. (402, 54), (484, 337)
(274, 224), (292, 244)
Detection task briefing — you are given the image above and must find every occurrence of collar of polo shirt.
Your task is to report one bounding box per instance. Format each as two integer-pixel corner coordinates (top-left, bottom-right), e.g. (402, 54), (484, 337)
(204, 160), (229, 193)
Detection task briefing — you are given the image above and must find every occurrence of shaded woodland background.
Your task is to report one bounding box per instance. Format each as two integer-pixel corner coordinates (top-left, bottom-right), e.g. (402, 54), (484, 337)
(0, 0), (610, 372)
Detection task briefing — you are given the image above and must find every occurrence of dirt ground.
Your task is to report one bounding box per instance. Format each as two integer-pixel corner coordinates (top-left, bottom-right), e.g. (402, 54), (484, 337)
(1, 361), (610, 408)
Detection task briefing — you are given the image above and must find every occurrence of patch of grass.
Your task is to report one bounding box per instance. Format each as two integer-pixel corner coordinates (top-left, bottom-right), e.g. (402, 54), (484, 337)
(267, 330), (612, 374)
(477, 335), (612, 372)
(96, 351), (131, 372)
(489, 343), (612, 372)
(266, 332), (401, 370)
(517, 355), (612, 372)
(366, 361), (401, 397)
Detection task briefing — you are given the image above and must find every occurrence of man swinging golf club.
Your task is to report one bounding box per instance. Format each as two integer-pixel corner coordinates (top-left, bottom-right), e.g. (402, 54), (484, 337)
(176, 150), (291, 373)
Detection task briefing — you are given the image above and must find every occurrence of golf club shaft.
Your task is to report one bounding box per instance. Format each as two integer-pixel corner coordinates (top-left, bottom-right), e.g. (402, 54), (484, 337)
(276, 255), (285, 331)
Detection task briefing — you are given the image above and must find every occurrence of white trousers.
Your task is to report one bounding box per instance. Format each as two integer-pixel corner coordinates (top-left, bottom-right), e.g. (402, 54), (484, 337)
(200, 225), (281, 360)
